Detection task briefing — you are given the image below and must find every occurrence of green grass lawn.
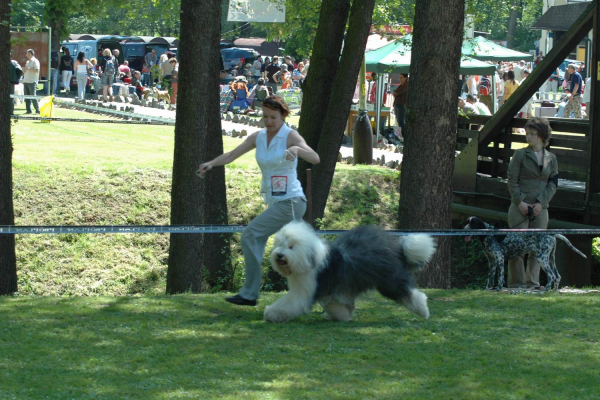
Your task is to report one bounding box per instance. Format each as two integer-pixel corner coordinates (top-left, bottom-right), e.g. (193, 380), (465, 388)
(10, 105), (400, 296)
(5, 104), (600, 399)
(1, 291), (599, 399)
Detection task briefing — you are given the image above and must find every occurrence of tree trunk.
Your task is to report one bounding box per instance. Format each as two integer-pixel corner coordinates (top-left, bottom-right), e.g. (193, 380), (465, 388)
(166, 0), (230, 294)
(398, 0), (464, 289)
(296, 0), (351, 191)
(506, 0), (521, 49)
(0, 0), (18, 295)
(310, 0), (377, 222)
(43, 0), (65, 52)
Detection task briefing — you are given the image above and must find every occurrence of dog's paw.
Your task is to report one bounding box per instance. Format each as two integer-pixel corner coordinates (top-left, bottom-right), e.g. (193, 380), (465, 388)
(264, 306), (292, 323)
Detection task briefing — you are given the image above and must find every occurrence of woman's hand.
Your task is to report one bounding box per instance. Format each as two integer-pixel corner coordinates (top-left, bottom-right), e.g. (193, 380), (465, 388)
(518, 202), (531, 216)
(196, 163), (212, 178)
(531, 203), (543, 216)
(285, 146), (298, 161)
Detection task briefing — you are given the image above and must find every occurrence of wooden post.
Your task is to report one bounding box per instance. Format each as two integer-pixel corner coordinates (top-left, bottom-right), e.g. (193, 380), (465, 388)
(306, 169), (313, 227)
(586, 0), (600, 225)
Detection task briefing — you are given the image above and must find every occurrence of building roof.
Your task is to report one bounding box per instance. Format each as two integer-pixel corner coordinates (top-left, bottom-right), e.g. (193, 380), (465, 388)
(531, 2), (592, 31)
(233, 38), (280, 56)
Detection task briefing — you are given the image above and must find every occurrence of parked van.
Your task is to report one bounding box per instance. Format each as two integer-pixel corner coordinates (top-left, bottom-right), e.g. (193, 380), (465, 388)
(122, 37), (171, 72)
(60, 35), (141, 92)
(61, 35), (136, 65)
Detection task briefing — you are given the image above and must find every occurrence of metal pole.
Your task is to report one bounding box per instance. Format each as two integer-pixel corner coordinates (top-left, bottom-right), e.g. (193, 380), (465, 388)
(47, 26), (52, 95)
(491, 71), (497, 114)
(306, 169), (313, 227)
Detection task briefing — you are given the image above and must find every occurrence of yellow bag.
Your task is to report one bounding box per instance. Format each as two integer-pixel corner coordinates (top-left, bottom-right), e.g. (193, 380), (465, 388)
(39, 96), (54, 123)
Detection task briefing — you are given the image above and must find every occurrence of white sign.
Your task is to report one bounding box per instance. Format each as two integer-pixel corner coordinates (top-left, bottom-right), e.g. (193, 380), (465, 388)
(227, 0), (286, 23)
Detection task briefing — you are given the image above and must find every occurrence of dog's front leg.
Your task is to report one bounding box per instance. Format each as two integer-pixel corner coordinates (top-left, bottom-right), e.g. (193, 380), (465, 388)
(264, 274), (316, 323)
(264, 294), (312, 323)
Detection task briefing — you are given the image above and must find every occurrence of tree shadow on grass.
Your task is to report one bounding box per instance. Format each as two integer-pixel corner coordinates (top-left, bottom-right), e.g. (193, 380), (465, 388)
(1, 292), (599, 398)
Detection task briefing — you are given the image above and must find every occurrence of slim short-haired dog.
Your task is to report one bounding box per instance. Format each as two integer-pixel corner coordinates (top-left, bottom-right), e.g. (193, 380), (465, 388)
(264, 221), (437, 323)
(464, 216), (586, 291)
(153, 86), (170, 103)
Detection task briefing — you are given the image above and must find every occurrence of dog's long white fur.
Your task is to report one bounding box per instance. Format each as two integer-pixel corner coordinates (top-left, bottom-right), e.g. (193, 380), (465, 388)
(402, 234), (436, 265)
(265, 221), (434, 323)
(265, 221), (327, 323)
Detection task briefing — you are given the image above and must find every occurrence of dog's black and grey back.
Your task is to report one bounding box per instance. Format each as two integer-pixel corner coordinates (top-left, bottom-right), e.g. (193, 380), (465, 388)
(265, 221), (435, 322)
(315, 226), (434, 304)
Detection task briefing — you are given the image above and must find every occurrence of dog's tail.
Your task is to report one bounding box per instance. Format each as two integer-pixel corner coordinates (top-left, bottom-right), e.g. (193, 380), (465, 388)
(555, 235), (587, 259)
(402, 234), (437, 269)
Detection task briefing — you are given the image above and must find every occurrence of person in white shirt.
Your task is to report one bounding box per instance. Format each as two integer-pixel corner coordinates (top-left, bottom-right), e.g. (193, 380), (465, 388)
(466, 94), (491, 116)
(513, 60), (525, 82)
(197, 95), (319, 307)
(22, 49), (40, 114)
(519, 70), (534, 118)
(582, 76), (592, 119)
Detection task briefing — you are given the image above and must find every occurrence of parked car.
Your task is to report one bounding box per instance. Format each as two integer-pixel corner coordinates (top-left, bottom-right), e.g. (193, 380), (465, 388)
(557, 59), (584, 81)
(220, 47), (260, 71)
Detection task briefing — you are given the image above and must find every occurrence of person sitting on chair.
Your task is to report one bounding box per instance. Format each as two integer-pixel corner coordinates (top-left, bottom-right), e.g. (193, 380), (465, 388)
(249, 78), (268, 109)
(230, 76), (249, 99)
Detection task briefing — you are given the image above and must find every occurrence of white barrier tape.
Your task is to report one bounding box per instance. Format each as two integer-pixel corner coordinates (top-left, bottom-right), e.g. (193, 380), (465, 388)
(12, 116), (174, 125)
(11, 95), (176, 125)
(53, 99), (176, 124)
(10, 94), (49, 100)
(1, 225), (600, 236)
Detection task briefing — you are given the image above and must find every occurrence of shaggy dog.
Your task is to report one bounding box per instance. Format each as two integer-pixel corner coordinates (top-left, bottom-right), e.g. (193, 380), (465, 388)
(142, 88), (152, 100)
(153, 87), (170, 103)
(464, 216), (586, 291)
(264, 221), (436, 323)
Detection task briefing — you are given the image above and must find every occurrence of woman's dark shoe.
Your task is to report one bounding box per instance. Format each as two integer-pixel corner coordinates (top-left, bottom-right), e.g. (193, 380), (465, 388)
(225, 294), (257, 306)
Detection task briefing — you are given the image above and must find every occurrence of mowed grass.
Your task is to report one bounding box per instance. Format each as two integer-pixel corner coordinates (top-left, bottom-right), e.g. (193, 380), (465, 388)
(1, 291), (599, 399)
(10, 104), (400, 295)
(4, 104), (600, 398)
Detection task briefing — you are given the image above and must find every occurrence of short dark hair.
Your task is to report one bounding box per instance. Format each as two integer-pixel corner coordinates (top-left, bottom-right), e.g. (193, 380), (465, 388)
(466, 94), (477, 102)
(257, 78), (265, 85)
(262, 95), (290, 119)
(27, 49), (35, 56)
(525, 117), (552, 147)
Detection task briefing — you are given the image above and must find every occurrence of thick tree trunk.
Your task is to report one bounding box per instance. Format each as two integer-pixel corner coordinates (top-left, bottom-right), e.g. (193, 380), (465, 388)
(296, 0), (351, 191)
(310, 0), (377, 222)
(506, 0), (521, 49)
(44, 1), (64, 52)
(398, 0), (464, 289)
(166, 0), (230, 294)
(0, 0), (18, 295)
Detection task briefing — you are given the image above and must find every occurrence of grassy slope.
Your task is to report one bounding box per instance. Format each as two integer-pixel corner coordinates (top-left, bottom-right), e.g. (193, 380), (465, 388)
(1, 292), (599, 399)
(11, 106), (400, 295)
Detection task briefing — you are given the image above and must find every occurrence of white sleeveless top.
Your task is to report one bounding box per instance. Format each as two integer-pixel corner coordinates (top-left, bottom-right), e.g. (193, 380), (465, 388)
(255, 123), (306, 205)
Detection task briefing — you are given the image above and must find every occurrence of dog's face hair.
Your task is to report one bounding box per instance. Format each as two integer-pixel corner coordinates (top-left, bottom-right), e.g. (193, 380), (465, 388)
(463, 216), (490, 243)
(270, 221), (328, 277)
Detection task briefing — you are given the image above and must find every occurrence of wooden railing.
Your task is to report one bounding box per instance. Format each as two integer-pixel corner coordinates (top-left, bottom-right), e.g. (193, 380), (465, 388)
(455, 116), (590, 189)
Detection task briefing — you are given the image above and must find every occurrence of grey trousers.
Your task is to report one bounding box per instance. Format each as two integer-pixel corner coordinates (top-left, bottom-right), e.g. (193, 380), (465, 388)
(507, 203), (549, 288)
(239, 197), (307, 300)
(23, 82), (39, 113)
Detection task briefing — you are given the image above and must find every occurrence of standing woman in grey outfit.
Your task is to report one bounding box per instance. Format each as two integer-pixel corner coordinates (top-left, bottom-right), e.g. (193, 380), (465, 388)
(197, 95), (320, 306)
(506, 117), (558, 289)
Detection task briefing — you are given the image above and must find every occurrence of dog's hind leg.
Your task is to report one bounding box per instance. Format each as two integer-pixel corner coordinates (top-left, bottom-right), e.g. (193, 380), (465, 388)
(323, 300), (355, 322)
(485, 253), (504, 290)
(542, 248), (561, 291)
(400, 289), (430, 319)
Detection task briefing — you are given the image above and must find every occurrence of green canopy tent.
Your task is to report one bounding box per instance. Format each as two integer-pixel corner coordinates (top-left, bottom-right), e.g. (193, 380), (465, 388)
(462, 36), (534, 62)
(364, 35), (498, 137)
(365, 35), (498, 75)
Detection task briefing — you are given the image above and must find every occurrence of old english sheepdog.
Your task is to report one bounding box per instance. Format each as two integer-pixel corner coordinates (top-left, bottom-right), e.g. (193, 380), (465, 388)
(264, 221), (436, 323)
